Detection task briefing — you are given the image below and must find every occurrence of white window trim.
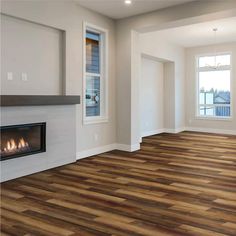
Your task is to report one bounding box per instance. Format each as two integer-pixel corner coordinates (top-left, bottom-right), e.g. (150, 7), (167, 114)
(83, 22), (109, 125)
(195, 52), (233, 120)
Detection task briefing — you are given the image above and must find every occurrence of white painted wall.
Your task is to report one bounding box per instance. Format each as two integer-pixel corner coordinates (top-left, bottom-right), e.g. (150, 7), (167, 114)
(116, 1), (236, 147)
(1, 14), (63, 95)
(140, 57), (164, 137)
(140, 35), (236, 135)
(1, 0), (236, 172)
(140, 33), (186, 132)
(163, 62), (176, 130)
(1, 0), (117, 157)
(186, 42), (236, 134)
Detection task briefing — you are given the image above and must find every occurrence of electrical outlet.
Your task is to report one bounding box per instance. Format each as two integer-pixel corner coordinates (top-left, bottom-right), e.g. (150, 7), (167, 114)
(7, 72), (13, 81)
(22, 73), (28, 81)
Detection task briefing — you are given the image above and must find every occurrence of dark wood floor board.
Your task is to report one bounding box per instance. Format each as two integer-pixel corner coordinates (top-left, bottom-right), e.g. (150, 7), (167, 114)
(1, 215), (58, 236)
(1, 131), (236, 235)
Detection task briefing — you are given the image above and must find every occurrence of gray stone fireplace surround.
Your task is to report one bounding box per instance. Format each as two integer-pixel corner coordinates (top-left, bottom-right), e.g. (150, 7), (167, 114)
(0, 95), (80, 182)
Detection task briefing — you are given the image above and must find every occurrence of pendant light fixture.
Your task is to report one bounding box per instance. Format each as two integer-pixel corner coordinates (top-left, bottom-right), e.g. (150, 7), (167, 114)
(206, 28), (221, 69)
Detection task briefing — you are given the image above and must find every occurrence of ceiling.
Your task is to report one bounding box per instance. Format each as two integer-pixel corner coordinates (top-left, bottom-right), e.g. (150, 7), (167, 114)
(146, 17), (236, 48)
(75, 0), (195, 19)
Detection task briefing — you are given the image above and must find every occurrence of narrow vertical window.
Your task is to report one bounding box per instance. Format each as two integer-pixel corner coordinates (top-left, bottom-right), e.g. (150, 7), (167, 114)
(84, 23), (108, 124)
(196, 54), (232, 119)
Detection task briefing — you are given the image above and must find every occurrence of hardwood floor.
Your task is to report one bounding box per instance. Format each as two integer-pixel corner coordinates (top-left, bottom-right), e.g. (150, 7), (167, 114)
(1, 131), (236, 236)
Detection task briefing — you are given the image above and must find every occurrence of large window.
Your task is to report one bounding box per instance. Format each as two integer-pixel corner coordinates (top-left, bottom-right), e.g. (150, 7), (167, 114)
(84, 23), (108, 124)
(196, 54), (232, 118)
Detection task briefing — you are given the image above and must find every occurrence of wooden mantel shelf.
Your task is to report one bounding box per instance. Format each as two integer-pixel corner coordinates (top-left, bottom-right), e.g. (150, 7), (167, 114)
(1, 95), (80, 107)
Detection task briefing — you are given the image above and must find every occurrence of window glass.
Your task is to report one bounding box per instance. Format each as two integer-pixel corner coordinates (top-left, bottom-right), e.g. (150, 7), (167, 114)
(86, 75), (100, 117)
(84, 26), (107, 122)
(199, 71), (230, 99)
(197, 54), (231, 118)
(199, 55), (230, 67)
(86, 31), (100, 74)
(206, 93), (214, 105)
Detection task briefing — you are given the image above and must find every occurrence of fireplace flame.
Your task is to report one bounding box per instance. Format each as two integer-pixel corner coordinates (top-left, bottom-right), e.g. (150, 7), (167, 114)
(18, 138), (29, 149)
(3, 138), (29, 153)
(7, 139), (17, 151)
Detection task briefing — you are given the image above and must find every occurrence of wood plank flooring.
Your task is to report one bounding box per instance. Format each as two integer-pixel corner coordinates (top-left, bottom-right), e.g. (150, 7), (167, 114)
(1, 131), (236, 236)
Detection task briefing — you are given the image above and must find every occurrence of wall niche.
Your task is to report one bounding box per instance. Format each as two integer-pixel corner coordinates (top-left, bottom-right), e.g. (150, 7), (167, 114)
(1, 14), (65, 95)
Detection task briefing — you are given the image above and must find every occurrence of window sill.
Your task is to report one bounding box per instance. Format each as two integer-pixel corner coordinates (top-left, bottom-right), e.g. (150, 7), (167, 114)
(83, 117), (109, 125)
(195, 116), (233, 122)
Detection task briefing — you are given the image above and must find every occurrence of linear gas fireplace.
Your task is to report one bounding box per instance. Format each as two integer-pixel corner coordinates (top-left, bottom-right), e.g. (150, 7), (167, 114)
(0, 122), (46, 161)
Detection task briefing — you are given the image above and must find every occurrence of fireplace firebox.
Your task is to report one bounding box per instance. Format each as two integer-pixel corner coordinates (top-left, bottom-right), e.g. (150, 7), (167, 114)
(0, 122), (46, 161)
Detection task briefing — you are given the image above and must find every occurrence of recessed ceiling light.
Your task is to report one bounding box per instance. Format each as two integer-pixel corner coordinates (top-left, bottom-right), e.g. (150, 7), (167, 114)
(124, 0), (132, 5)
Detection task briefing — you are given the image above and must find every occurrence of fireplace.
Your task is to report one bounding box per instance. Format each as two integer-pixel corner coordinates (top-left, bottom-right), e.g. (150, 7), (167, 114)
(0, 122), (46, 161)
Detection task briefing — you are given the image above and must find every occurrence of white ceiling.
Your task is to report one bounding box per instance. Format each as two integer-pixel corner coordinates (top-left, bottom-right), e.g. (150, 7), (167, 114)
(147, 17), (236, 48)
(76, 0), (195, 19)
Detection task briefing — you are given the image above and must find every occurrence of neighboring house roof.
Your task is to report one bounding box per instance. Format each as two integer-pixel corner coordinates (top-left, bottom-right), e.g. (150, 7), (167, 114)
(214, 91), (230, 104)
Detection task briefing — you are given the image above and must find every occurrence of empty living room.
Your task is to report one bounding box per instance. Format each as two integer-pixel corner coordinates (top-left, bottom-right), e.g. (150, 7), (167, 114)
(1, 0), (236, 235)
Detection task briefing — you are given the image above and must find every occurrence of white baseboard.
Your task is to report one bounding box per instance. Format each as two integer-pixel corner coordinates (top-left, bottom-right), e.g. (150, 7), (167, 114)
(76, 127), (235, 161)
(116, 143), (140, 152)
(140, 128), (185, 142)
(163, 127), (235, 135)
(160, 127), (186, 134)
(164, 128), (179, 134)
(76, 143), (117, 160)
(185, 127), (236, 135)
(141, 129), (165, 138)
(175, 127), (187, 133)
(140, 126), (235, 137)
(76, 143), (141, 160)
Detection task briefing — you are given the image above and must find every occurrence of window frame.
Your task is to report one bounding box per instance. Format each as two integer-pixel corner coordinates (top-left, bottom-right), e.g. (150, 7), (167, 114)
(83, 22), (109, 125)
(195, 52), (233, 120)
